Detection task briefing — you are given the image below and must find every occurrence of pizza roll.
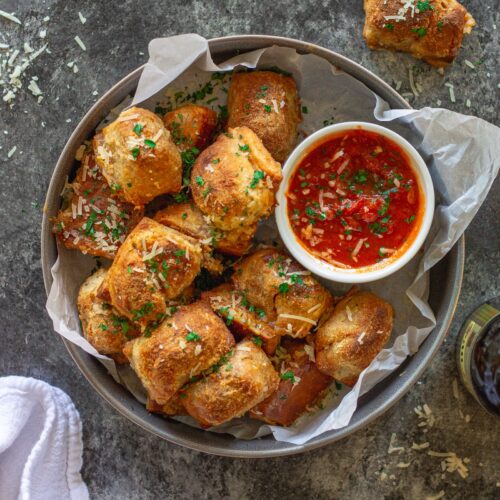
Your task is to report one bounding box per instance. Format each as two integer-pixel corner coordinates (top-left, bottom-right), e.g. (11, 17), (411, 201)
(146, 395), (187, 417)
(250, 338), (332, 426)
(363, 0), (476, 67)
(232, 248), (334, 338)
(52, 149), (143, 259)
(227, 71), (302, 163)
(77, 268), (140, 363)
(154, 201), (256, 257)
(163, 104), (217, 152)
(123, 301), (235, 405)
(190, 127), (282, 232)
(93, 107), (182, 205)
(315, 290), (394, 386)
(183, 338), (280, 427)
(201, 284), (280, 355)
(105, 217), (202, 329)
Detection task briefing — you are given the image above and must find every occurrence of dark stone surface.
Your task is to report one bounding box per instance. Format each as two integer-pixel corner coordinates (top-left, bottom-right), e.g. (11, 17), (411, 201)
(0, 1), (498, 499)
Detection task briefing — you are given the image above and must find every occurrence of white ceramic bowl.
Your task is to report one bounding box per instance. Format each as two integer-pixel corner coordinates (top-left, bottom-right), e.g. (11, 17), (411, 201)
(276, 122), (435, 283)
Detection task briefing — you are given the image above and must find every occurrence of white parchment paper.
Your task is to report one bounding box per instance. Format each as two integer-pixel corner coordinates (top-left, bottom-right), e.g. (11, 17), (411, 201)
(46, 34), (500, 444)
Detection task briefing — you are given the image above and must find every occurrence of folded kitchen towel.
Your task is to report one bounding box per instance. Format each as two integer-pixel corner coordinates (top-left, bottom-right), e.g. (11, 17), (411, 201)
(0, 376), (89, 500)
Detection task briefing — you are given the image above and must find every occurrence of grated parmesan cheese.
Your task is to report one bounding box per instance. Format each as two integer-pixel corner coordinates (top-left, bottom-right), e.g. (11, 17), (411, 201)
(74, 36), (86, 51)
(278, 313), (316, 325)
(78, 12), (87, 24)
(0, 10), (22, 24)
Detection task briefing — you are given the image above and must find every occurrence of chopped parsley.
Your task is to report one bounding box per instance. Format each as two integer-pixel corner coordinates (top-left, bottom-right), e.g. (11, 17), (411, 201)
(384, 23), (394, 31)
(211, 158), (220, 164)
(195, 176), (205, 186)
(302, 105), (308, 114)
(131, 302), (154, 321)
(130, 147), (140, 159)
(84, 211), (98, 237)
(405, 214), (416, 224)
(144, 139), (156, 149)
(250, 170), (265, 188)
(202, 186), (212, 198)
(133, 123), (144, 136)
(416, 0), (434, 12)
(411, 27), (427, 37)
(263, 104), (271, 113)
(278, 282), (289, 295)
(252, 336), (263, 346)
(238, 144), (250, 152)
(280, 371), (297, 383)
(185, 331), (201, 342)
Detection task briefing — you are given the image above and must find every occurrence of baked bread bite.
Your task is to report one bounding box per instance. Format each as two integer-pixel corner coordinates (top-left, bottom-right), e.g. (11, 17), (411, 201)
(315, 290), (394, 386)
(363, 0), (476, 67)
(154, 201), (256, 257)
(77, 268), (140, 363)
(52, 149), (143, 259)
(227, 71), (302, 163)
(123, 301), (235, 405)
(94, 106), (182, 205)
(163, 104), (217, 152)
(183, 338), (279, 427)
(250, 338), (332, 426)
(232, 248), (334, 338)
(190, 126), (282, 232)
(104, 217), (202, 329)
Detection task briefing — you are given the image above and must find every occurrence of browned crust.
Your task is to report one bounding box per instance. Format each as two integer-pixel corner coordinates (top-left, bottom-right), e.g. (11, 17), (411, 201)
(190, 127), (282, 232)
(315, 290), (394, 386)
(362, 0), (476, 67)
(77, 268), (141, 363)
(163, 104), (218, 152)
(124, 301), (235, 405)
(52, 149), (144, 259)
(105, 217), (202, 328)
(183, 338), (280, 427)
(93, 107), (182, 205)
(227, 71), (302, 162)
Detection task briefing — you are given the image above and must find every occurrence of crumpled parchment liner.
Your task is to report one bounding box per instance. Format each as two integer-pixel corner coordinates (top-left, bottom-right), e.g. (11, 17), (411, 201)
(46, 34), (499, 444)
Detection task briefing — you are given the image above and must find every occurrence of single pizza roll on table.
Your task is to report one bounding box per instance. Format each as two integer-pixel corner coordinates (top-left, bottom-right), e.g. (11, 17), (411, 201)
(123, 301), (235, 405)
(227, 71), (302, 163)
(163, 104), (217, 152)
(190, 126), (282, 232)
(232, 248), (334, 338)
(315, 290), (394, 386)
(94, 107), (182, 205)
(250, 338), (332, 426)
(363, 0), (476, 67)
(182, 338), (280, 427)
(104, 217), (202, 329)
(77, 268), (140, 363)
(52, 149), (143, 259)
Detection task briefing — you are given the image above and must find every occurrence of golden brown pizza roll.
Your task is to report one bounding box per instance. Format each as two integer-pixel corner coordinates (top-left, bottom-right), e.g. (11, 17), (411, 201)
(93, 106), (182, 205)
(123, 301), (235, 405)
(250, 338), (332, 426)
(363, 0), (476, 67)
(105, 217), (202, 329)
(227, 71), (302, 163)
(154, 201), (256, 257)
(232, 248), (334, 338)
(183, 338), (280, 427)
(163, 104), (217, 152)
(201, 284), (280, 355)
(52, 149), (144, 259)
(77, 268), (140, 364)
(190, 127), (282, 232)
(315, 290), (394, 386)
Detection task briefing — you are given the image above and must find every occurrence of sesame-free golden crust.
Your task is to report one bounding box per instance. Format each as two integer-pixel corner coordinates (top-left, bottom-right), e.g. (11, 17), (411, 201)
(52, 150), (144, 259)
(201, 284), (280, 355)
(77, 268), (141, 364)
(93, 107), (182, 205)
(163, 104), (217, 152)
(183, 338), (280, 427)
(190, 127), (282, 232)
(250, 338), (332, 426)
(105, 217), (202, 328)
(232, 248), (334, 338)
(227, 71), (302, 163)
(154, 201), (256, 257)
(315, 290), (394, 386)
(363, 0), (476, 67)
(124, 301), (235, 405)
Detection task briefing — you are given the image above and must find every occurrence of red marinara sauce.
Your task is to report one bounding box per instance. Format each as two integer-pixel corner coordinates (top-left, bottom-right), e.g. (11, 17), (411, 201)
(286, 129), (422, 268)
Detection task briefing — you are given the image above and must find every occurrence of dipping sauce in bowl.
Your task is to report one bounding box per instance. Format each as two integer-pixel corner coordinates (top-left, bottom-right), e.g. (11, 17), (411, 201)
(276, 122), (434, 283)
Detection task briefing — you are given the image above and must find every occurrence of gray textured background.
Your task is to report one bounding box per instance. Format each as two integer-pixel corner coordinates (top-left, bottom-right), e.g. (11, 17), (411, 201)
(0, 1), (499, 499)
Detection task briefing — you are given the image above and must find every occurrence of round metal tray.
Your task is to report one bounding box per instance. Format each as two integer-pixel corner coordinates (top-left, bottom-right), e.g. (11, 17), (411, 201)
(41, 35), (464, 457)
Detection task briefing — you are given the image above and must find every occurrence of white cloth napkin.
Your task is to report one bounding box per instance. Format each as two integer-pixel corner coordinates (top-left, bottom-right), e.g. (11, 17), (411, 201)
(0, 376), (89, 500)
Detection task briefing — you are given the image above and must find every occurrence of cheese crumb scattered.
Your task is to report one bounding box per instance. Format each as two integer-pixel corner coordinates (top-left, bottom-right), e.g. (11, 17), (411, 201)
(74, 36), (86, 51)
(78, 12), (87, 24)
(7, 145), (17, 158)
(0, 10), (22, 25)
